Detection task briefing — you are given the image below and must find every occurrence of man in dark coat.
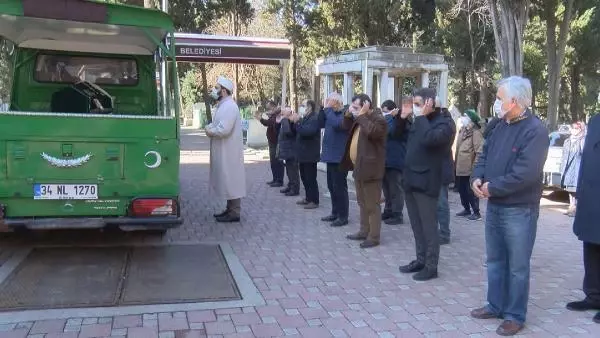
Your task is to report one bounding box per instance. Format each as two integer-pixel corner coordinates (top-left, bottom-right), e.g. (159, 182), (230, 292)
(470, 76), (549, 336)
(566, 113), (600, 324)
(292, 99), (321, 209)
(397, 88), (455, 281)
(258, 101), (284, 187)
(277, 107), (299, 196)
(436, 107), (457, 245)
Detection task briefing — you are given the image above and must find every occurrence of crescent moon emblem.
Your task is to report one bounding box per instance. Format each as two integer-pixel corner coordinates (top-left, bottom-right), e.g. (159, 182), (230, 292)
(144, 151), (162, 169)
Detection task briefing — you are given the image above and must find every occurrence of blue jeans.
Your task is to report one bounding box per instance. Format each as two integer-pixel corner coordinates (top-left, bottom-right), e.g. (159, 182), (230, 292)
(485, 203), (539, 324)
(437, 185), (450, 240)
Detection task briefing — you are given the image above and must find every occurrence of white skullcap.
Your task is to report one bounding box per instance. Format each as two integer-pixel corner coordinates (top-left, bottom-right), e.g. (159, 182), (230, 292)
(217, 76), (234, 92)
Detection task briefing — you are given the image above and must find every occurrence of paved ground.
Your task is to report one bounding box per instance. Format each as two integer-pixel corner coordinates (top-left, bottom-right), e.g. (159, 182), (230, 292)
(0, 128), (597, 338)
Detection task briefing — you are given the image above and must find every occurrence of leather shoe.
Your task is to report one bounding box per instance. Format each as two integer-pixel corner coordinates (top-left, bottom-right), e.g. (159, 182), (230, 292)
(280, 187), (290, 193)
(413, 267), (438, 281)
(440, 237), (450, 245)
(399, 260), (424, 273)
(304, 202), (319, 210)
(470, 306), (499, 319)
(213, 210), (229, 218)
(566, 300), (600, 311)
(285, 191), (299, 197)
(594, 311), (600, 324)
(269, 182), (283, 187)
(330, 219), (348, 227)
(216, 214), (240, 223)
(321, 215), (337, 222)
(496, 320), (524, 336)
(360, 240), (379, 248)
(381, 212), (392, 220)
(346, 233), (367, 241)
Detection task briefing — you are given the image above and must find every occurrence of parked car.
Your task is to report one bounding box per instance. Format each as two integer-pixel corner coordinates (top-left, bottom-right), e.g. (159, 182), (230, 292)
(543, 128), (570, 188)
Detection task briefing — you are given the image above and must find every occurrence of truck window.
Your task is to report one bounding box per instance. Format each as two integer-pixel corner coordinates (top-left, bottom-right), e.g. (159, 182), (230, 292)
(34, 55), (138, 86)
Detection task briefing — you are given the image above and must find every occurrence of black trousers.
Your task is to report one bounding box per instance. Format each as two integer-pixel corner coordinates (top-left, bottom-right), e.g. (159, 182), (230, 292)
(299, 162), (319, 204)
(405, 190), (440, 269)
(284, 159), (300, 193)
(584, 242), (600, 305)
(268, 142), (284, 183)
(382, 168), (405, 218)
(326, 163), (349, 220)
(457, 176), (480, 213)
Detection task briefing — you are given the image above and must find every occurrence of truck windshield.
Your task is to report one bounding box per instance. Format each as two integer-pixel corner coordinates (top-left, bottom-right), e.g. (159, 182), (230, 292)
(34, 54), (138, 86)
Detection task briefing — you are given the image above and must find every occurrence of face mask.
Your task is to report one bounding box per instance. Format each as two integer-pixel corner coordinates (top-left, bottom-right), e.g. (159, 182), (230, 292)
(210, 88), (220, 100)
(413, 104), (423, 117)
(493, 99), (508, 118)
(460, 116), (471, 127)
(298, 106), (306, 117)
(382, 109), (392, 116)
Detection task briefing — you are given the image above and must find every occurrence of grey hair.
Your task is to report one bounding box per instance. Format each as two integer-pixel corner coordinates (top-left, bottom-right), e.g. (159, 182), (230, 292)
(327, 92), (343, 104)
(497, 76), (532, 108)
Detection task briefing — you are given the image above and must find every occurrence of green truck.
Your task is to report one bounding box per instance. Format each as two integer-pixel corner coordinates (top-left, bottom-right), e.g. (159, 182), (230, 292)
(0, 0), (182, 233)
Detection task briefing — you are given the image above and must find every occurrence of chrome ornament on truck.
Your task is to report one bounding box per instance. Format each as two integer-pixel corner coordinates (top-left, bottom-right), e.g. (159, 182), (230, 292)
(41, 152), (93, 168)
(144, 151), (162, 169)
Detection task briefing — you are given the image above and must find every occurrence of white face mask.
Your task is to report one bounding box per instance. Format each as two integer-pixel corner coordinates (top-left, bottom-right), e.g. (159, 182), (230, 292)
(413, 104), (423, 116)
(298, 106), (306, 117)
(210, 88), (220, 100)
(493, 99), (506, 118)
(460, 116), (471, 127)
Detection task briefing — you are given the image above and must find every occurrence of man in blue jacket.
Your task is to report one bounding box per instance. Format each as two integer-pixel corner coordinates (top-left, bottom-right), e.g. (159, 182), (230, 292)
(381, 99), (409, 225)
(319, 93), (353, 227)
(470, 76), (549, 336)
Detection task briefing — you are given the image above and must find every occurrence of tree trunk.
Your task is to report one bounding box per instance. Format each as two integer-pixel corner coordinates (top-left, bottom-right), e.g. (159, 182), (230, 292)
(544, 0), (575, 131)
(570, 63), (582, 123)
(458, 70), (468, 111)
(199, 63), (212, 124)
(477, 71), (489, 118)
(488, 0), (529, 76)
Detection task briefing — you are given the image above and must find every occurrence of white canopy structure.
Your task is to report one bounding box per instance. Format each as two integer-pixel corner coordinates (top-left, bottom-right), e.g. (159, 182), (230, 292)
(315, 46), (449, 107)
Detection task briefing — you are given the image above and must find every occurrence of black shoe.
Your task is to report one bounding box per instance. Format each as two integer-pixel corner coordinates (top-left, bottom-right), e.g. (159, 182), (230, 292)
(594, 312), (600, 324)
(566, 300), (600, 312)
(399, 260), (425, 274)
(269, 182), (283, 187)
(266, 180), (275, 185)
(468, 213), (482, 221)
(456, 209), (471, 217)
(330, 219), (348, 227)
(280, 187), (290, 194)
(381, 212), (392, 220)
(384, 217), (403, 225)
(216, 214), (240, 223)
(440, 237), (450, 245)
(285, 191), (299, 197)
(360, 240), (379, 248)
(297, 199), (309, 205)
(213, 210), (229, 218)
(413, 267), (438, 281)
(321, 215), (337, 222)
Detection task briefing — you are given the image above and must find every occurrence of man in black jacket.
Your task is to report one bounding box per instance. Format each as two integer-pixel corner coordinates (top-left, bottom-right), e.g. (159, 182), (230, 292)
(397, 88), (455, 281)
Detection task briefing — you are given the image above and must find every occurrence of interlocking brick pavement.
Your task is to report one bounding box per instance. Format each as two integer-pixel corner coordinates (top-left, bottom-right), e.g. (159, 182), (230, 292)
(0, 129), (598, 337)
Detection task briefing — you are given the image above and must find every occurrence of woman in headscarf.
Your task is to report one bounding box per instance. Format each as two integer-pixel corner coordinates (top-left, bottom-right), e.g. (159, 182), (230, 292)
(561, 121), (587, 217)
(455, 109), (484, 220)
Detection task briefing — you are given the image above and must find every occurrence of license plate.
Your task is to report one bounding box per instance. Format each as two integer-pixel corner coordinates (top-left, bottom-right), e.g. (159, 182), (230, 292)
(34, 184), (98, 200)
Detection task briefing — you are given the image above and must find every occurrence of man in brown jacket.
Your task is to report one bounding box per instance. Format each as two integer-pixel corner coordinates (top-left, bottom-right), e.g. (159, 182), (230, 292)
(340, 94), (388, 248)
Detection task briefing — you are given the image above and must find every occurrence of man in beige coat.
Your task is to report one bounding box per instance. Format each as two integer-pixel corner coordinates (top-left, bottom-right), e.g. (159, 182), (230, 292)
(455, 109), (484, 220)
(206, 76), (246, 222)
